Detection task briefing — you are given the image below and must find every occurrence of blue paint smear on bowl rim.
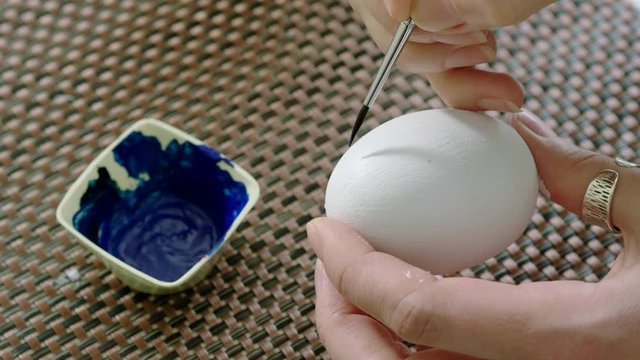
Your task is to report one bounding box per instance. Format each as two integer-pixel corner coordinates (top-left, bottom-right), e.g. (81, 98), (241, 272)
(72, 131), (249, 282)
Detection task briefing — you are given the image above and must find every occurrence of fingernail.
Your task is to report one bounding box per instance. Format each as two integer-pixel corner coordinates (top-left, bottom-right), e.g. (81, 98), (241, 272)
(477, 98), (521, 113)
(306, 220), (323, 256)
(433, 30), (487, 46)
(445, 45), (495, 68)
(410, 28), (434, 43)
(511, 110), (556, 137)
(538, 177), (551, 199)
(480, 45), (496, 61)
(470, 30), (487, 43)
(518, 110), (542, 129)
(505, 112), (517, 126)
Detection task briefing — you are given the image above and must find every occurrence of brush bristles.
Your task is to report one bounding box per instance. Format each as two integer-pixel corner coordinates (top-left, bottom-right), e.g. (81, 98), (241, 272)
(349, 105), (369, 146)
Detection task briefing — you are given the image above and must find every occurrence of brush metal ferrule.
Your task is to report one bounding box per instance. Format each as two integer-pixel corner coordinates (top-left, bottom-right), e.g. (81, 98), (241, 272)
(363, 18), (415, 108)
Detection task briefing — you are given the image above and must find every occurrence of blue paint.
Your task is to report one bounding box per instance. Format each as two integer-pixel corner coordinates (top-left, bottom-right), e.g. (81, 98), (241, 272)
(73, 131), (249, 282)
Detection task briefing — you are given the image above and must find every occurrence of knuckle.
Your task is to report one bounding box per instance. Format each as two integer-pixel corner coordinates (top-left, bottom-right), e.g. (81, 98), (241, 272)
(334, 251), (376, 296)
(543, 137), (601, 173)
(389, 289), (439, 343)
(334, 261), (356, 296)
(566, 150), (601, 173)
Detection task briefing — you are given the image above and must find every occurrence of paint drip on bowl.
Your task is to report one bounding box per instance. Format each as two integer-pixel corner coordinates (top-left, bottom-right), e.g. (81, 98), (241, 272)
(73, 131), (248, 282)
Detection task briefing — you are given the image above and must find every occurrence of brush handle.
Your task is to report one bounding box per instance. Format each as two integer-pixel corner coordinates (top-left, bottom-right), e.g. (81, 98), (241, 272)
(363, 18), (415, 107)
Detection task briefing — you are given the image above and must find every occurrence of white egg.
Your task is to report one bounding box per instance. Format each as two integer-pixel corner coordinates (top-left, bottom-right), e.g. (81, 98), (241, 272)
(325, 109), (538, 274)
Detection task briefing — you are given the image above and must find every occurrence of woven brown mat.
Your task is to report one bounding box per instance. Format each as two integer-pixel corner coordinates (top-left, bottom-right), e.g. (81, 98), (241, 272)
(1, 0), (639, 358)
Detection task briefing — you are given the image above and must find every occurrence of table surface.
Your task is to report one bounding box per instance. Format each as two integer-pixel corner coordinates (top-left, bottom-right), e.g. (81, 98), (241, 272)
(1, 0), (639, 359)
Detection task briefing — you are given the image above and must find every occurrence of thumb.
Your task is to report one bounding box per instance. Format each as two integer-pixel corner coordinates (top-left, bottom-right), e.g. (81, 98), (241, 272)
(383, 0), (556, 31)
(510, 111), (640, 235)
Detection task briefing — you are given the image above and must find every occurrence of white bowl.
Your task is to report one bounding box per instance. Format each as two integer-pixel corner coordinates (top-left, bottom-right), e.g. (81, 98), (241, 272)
(56, 119), (260, 294)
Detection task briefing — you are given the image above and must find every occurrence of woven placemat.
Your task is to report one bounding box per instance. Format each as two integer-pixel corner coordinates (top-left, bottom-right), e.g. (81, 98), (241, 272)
(1, 0), (639, 358)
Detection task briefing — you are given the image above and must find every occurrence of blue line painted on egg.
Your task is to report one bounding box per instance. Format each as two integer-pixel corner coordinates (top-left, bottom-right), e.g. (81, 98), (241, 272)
(73, 131), (249, 282)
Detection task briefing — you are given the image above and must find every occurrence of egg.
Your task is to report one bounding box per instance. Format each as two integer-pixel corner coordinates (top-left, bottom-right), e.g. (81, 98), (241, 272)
(325, 109), (539, 274)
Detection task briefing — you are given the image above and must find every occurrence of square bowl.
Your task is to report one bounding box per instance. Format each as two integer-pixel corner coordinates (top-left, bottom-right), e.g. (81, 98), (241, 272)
(56, 119), (260, 294)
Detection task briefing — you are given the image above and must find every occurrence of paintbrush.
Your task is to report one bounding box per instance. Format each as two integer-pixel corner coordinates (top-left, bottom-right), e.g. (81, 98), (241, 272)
(349, 18), (416, 146)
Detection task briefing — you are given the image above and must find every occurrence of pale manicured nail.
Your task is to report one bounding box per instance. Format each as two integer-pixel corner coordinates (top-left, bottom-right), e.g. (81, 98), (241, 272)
(410, 29), (434, 43)
(479, 46), (496, 61)
(445, 45), (495, 68)
(519, 110), (546, 129)
(504, 112), (516, 126)
(477, 98), (521, 113)
(538, 177), (551, 199)
(509, 110), (537, 126)
(511, 110), (556, 137)
(473, 31), (489, 43)
(470, 30), (487, 43)
(433, 30), (487, 45)
(505, 111), (528, 126)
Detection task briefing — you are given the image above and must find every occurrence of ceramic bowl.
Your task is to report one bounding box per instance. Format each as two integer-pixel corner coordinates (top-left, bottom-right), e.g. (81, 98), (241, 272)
(56, 119), (260, 294)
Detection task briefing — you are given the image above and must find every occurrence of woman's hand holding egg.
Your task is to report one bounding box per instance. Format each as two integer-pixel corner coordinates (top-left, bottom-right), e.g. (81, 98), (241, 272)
(309, 111), (640, 359)
(348, 0), (557, 112)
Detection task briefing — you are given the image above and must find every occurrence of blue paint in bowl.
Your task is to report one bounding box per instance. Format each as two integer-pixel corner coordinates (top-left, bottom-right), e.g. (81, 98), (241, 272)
(72, 131), (248, 282)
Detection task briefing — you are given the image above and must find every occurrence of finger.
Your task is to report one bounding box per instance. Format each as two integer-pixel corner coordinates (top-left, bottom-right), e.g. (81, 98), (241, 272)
(383, 0), (556, 31)
(427, 68), (523, 112)
(308, 217), (602, 359)
(507, 109), (555, 137)
(408, 348), (480, 360)
(314, 260), (411, 360)
(354, 1), (523, 109)
(369, 0), (488, 46)
(382, 0), (464, 32)
(511, 111), (640, 235)
(362, 9), (496, 73)
(411, 28), (488, 46)
(315, 260), (365, 317)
